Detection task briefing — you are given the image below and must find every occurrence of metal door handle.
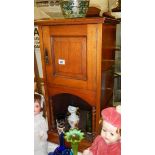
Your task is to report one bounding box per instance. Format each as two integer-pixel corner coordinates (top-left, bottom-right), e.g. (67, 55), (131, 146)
(44, 49), (49, 64)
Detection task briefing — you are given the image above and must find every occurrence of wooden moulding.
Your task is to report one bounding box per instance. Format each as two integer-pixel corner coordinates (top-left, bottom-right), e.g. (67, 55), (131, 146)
(34, 17), (106, 26)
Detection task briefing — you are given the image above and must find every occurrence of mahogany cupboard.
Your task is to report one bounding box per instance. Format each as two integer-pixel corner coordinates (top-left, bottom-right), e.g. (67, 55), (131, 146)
(34, 17), (116, 151)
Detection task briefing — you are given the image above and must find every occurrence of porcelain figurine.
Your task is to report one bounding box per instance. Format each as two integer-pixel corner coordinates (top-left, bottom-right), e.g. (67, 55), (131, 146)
(34, 92), (48, 155)
(83, 105), (121, 155)
(68, 105), (79, 129)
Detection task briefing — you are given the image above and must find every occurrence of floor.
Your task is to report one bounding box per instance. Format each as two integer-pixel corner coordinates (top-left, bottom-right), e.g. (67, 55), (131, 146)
(48, 142), (82, 155)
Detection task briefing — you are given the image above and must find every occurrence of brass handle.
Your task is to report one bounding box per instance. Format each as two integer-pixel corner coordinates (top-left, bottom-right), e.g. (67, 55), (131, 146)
(44, 49), (49, 64)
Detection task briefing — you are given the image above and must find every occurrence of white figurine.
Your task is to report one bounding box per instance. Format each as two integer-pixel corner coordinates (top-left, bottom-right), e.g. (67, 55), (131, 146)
(68, 105), (79, 129)
(83, 105), (121, 155)
(34, 92), (48, 155)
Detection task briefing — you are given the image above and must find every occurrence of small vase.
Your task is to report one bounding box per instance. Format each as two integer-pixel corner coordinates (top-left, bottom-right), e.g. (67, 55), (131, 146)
(64, 129), (84, 155)
(53, 132), (72, 155)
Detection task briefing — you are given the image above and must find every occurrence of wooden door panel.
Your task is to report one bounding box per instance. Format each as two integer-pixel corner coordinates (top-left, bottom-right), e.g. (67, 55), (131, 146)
(51, 36), (87, 80)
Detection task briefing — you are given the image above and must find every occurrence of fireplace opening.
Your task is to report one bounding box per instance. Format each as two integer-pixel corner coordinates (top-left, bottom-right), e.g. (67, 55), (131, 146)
(49, 93), (94, 141)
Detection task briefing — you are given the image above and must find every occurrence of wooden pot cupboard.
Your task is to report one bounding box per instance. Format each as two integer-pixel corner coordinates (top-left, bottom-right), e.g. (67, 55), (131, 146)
(34, 17), (116, 151)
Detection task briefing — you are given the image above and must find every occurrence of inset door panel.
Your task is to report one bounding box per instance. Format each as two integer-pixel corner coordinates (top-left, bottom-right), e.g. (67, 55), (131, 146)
(51, 36), (87, 80)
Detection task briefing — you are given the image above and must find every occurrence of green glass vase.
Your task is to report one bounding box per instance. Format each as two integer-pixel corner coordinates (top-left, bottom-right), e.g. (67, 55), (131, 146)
(71, 142), (79, 155)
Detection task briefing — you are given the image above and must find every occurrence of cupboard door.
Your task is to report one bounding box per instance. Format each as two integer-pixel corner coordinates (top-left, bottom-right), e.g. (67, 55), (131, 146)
(42, 25), (101, 90)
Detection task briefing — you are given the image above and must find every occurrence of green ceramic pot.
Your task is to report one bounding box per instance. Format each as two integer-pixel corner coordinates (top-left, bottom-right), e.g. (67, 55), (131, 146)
(60, 0), (90, 18)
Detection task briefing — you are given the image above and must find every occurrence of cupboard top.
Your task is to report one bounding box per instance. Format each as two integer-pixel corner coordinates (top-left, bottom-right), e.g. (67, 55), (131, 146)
(34, 17), (108, 26)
